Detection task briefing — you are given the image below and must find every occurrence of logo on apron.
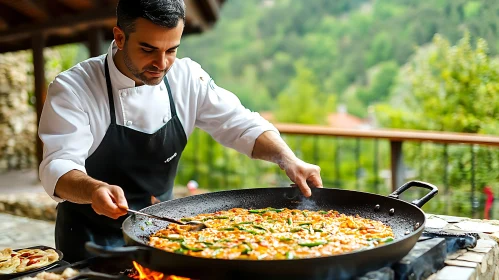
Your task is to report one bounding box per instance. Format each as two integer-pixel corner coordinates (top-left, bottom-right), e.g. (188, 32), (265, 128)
(165, 152), (177, 163)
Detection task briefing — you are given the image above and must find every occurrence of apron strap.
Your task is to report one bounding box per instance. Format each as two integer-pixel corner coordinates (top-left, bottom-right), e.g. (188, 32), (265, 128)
(104, 55), (117, 125)
(104, 54), (176, 122)
(163, 77), (177, 117)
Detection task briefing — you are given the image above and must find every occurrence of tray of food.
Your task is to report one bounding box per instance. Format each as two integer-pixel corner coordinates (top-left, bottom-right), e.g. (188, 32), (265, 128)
(0, 245), (64, 279)
(14, 266), (79, 280)
(11, 256), (129, 280)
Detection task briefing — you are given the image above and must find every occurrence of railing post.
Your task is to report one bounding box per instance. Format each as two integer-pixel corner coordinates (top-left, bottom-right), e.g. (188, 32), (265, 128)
(193, 130), (199, 182)
(373, 139), (379, 193)
(313, 136), (319, 164)
(419, 143), (425, 199)
(335, 137), (341, 188)
(207, 136), (214, 189)
(224, 147), (229, 189)
(390, 140), (404, 191)
(355, 138), (360, 190)
(443, 144), (449, 214)
(471, 144), (477, 218)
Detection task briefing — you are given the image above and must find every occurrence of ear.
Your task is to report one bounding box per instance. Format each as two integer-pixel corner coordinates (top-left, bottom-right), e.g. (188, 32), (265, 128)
(113, 26), (126, 50)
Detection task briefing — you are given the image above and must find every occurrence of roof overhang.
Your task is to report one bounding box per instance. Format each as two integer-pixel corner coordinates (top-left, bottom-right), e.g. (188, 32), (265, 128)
(0, 0), (225, 53)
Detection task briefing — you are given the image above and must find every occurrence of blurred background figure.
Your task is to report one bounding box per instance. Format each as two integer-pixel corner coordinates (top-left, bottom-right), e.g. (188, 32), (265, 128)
(187, 180), (199, 195)
(484, 186), (494, 220)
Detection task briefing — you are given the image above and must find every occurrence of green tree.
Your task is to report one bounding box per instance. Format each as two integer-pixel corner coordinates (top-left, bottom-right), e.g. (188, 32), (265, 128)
(356, 61), (399, 107)
(275, 61), (335, 124)
(375, 33), (499, 217)
(381, 32), (499, 133)
(222, 65), (273, 112)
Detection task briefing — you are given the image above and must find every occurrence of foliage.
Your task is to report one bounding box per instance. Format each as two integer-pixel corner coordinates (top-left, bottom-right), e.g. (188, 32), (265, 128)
(176, 0), (499, 218)
(275, 61), (335, 124)
(380, 32), (499, 133)
(4, 0), (499, 218)
(375, 32), (499, 217)
(180, 0), (499, 115)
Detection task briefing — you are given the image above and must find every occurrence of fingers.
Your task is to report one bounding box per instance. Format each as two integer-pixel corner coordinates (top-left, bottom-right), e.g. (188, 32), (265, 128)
(91, 185), (128, 219)
(287, 162), (323, 197)
(294, 177), (312, 198)
(109, 186), (129, 210)
(307, 166), (323, 188)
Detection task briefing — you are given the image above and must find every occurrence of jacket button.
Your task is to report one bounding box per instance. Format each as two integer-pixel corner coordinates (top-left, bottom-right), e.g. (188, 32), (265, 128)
(163, 116), (168, 123)
(121, 92), (127, 98)
(126, 120), (132, 126)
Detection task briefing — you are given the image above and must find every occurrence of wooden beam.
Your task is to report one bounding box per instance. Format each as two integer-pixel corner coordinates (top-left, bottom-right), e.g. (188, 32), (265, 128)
(184, 0), (209, 32)
(102, 0), (119, 7)
(0, 6), (116, 43)
(0, 18), (7, 31)
(0, 3), (32, 27)
(0, 26), (116, 53)
(0, 0), (223, 53)
(32, 33), (47, 168)
(41, 0), (76, 17)
(87, 26), (105, 57)
(199, 0), (221, 22)
(55, 0), (97, 11)
(0, 0), (49, 22)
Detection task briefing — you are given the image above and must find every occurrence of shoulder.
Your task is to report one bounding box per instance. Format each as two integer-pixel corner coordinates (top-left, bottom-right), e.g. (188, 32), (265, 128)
(49, 54), (105, 94)
(169, 57), (211, 82)
(171, 57), (202, 73)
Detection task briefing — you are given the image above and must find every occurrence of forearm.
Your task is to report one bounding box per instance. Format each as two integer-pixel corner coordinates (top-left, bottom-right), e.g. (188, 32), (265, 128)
(251, 131), (297, 170)
(54, 170), (107, 204)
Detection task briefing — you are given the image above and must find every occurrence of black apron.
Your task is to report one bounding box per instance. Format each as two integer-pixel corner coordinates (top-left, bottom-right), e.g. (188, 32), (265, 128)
(55, 56), (187, 263)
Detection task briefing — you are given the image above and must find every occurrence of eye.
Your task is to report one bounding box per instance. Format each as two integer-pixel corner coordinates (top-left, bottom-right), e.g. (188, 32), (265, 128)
(167, 49), (177, 54)
(141, 48), (154, 53)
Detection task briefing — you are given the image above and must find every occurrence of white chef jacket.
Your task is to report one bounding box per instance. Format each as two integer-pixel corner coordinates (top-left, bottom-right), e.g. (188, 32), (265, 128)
(39, 41), (279, 202)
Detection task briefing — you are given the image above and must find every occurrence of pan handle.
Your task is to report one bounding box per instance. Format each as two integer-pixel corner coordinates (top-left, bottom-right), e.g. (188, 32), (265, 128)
(388, 180), (438, 208)
(85, 242), (149, 257)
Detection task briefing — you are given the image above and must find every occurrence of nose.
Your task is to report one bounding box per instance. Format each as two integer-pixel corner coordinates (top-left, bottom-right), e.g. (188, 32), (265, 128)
(152, 52), (167, 71)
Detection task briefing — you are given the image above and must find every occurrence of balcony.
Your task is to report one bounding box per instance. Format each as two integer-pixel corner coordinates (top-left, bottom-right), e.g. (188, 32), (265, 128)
(177, 123), (499, 220)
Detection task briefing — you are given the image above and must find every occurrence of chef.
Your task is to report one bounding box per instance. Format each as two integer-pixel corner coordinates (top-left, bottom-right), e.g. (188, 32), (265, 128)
(38, 0), (323, 262)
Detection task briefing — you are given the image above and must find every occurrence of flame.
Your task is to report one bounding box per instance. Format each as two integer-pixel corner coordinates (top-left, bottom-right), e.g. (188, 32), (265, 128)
(131, 261), (191, 280)
(168, 276), (191, 280)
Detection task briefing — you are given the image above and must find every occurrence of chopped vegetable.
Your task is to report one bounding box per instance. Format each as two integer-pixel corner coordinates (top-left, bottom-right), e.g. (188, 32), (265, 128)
(150, 207), (394, 260)
(219, 227), (235, 231)
(181, 243), (205, 252)
(298, 241), (327, 247)
(252, 225), (267, 231)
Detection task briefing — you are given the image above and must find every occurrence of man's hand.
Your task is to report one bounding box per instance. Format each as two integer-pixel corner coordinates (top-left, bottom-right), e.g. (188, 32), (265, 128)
(91, 185), (129, 219)
(283, 158), (323, 198)
(55, 170), (129, 219)
(252, 131), (324, 197)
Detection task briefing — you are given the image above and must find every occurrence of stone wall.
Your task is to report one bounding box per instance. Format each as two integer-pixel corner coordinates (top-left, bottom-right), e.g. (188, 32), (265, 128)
(0, 47), (67, 171)
(0, 51), (37, 170)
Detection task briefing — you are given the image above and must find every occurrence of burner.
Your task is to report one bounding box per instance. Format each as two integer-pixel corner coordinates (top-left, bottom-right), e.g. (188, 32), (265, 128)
(13, 231), (478, 280)
(421, 229), (478, 253)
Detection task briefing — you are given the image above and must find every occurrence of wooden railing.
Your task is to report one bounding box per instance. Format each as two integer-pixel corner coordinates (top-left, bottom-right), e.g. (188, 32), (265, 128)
(178, 122), (499, 217)
(274, 123), (499, 191)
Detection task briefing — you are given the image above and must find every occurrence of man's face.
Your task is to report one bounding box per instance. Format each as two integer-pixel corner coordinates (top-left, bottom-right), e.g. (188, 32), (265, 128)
(115, 18), (184, 85)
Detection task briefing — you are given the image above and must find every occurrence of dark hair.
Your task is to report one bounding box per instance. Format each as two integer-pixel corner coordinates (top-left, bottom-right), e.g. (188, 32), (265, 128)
(117, 0), (185, 37)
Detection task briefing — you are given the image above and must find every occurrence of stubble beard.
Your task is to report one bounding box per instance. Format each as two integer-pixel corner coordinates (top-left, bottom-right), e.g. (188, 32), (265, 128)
(122, 44), (167, 86)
